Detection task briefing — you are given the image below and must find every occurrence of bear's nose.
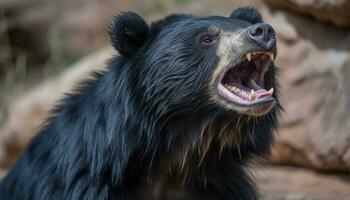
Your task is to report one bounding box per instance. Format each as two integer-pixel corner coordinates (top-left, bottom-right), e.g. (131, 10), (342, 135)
(246, 23), (276, 50)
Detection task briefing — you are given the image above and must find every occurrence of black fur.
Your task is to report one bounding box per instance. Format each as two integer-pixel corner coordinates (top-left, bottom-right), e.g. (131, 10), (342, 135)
(109, 11), (150, 57)
(230, 7), (263, 24)
(0, 7), (279, 200)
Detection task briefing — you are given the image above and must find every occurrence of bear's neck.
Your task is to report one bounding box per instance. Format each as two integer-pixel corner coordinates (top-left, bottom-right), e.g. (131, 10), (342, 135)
(121, 114), (260, 199)
(147, 114), (249, 176)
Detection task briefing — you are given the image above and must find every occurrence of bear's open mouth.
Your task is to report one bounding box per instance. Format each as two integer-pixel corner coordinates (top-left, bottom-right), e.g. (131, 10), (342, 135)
(217, 51), (275, 107)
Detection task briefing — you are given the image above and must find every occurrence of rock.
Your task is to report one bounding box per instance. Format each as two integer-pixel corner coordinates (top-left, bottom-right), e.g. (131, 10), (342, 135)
(255, 165), (350, 200)
(0, 0), (131, 64)
(0, 47), (112, 171)
(264, 0), (350, 28)
(261, 6), (350, 172)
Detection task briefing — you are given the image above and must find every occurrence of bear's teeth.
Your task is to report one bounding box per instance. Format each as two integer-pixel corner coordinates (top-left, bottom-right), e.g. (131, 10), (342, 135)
(267, 52), (274, 61)
(246, 52), (252, 61)
(225, 85), (255, 100)
(241, 91), (248, 98)
(267, 88), (274, 96)
(224, 84), (238, 93)
(249, 89), (257, 101)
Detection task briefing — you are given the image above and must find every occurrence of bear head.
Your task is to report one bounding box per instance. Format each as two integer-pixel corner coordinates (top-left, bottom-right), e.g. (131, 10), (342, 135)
(108, 7), (278, 119)
(105, 7), (281, 179)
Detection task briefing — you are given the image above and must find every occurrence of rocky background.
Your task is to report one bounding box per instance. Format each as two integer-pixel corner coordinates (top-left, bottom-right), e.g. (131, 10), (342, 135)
(1, 0), (350, 199)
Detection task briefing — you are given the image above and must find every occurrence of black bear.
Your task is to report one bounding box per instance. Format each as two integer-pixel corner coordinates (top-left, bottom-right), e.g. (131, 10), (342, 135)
(0, 7), (280, 200)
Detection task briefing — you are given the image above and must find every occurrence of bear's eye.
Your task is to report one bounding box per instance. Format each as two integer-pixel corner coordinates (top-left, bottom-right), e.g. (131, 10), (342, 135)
(200, 34), (216, 46)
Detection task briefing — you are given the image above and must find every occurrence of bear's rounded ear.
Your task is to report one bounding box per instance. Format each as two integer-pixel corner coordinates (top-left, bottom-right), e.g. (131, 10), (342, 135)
(108, 11), (150, 57)
(230, 7), (262, 24)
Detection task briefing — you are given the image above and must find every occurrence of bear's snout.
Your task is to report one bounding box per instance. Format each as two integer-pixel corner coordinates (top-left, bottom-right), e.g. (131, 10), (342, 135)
(246, 23), (276, 51)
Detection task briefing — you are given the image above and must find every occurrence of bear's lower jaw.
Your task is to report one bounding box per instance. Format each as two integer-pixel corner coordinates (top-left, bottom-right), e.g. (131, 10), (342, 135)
(217, 83), (275, 116)
(218, 83), (274, 105)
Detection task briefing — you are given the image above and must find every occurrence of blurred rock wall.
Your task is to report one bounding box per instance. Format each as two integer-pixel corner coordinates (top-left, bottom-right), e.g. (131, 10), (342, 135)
(0, 48), (112, 178)
(265, 0), (350, 28)
(1, 0), (133, 64)
(261, 0), (350, 172)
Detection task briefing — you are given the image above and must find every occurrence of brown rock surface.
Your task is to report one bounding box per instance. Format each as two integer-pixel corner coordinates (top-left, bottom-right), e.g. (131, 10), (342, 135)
(0, 47), (112, 177)
(0, 0), (132, 63)
(264, 0), (350, 28)
(256, 165), (350, 200)
(261, 6), (350, 172)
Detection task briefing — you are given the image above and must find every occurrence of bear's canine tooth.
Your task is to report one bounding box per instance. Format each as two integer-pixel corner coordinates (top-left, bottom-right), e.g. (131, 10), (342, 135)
(267, 88), (274, 96)
(249, 89), (257, 101)
(267, 52), (274, 61)
(246, 52), (251, 61)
